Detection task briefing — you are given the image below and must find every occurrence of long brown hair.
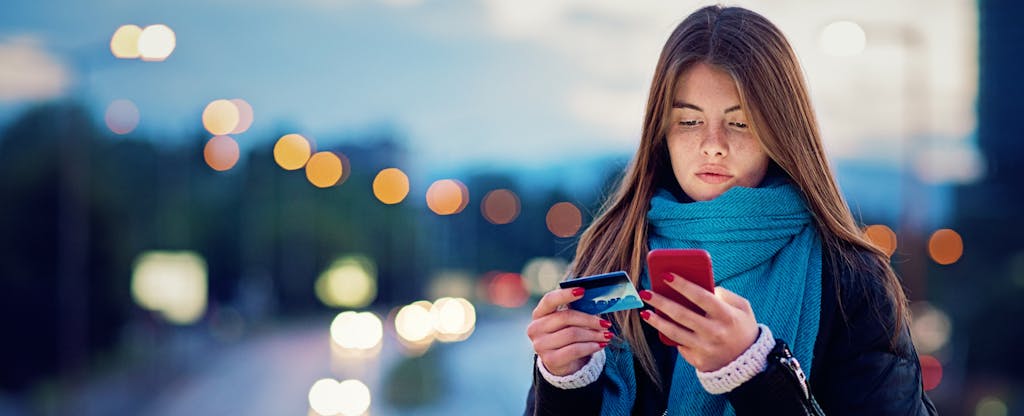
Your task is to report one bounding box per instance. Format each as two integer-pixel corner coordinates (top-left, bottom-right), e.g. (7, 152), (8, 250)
(566, 5), (909, 390)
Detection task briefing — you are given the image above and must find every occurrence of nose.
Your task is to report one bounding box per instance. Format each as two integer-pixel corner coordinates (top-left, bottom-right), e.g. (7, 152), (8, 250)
(700, 126), (728, 158)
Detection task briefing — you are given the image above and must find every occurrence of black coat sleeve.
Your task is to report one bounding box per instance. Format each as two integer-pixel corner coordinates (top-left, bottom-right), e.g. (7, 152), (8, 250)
(727, 250), (938, 415)
(524, 355), (604, 416)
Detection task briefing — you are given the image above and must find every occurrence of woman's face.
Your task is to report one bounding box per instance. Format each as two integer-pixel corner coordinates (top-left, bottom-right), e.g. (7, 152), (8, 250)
(666, 62), (770, 201)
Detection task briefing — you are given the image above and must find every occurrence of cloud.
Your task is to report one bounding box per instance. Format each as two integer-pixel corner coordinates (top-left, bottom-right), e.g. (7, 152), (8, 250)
(0, 35), (71, 102)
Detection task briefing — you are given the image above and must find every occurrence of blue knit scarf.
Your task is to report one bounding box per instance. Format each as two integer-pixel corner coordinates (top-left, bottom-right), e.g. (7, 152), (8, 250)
(600, 178), (822, 415)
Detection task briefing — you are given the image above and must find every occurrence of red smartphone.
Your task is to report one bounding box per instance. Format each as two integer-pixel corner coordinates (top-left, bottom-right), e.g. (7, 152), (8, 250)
(646, 249), (715, 346)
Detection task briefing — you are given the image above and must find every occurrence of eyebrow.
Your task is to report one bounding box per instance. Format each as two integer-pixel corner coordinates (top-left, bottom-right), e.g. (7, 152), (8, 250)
(672, 101), (742, 114)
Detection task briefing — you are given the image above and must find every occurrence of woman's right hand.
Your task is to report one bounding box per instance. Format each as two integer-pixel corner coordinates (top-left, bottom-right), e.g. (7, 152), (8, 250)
(526, 287), (614, 376)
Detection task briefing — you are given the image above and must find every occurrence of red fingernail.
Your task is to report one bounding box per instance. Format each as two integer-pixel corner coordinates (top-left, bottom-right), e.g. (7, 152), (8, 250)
(600, 319), (612, 328)
(663, 273), (675, 282)
(604, 331), (614, 339)
(599, 342), (608, 348)
(640, 310), (651, 320)
(572, 287), (584, 297)
(639, 290), (652, 301)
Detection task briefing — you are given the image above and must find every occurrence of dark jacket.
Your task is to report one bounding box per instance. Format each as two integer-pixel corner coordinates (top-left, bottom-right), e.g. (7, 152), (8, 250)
(524, 246), (938, 415)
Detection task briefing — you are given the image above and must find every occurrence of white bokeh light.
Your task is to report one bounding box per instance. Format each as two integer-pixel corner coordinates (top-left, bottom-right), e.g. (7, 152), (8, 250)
(330, 311), (383, 351)
(337, 379), (372, 416)
(138, 24), (176, 61)
(819, 21), (867, 57)
(131, 251), (207, 325)
(910, 302), (953, 355)
(308, 378), (343, 416)
(395, 301), (435, 343)
(431, 297), (476, 342)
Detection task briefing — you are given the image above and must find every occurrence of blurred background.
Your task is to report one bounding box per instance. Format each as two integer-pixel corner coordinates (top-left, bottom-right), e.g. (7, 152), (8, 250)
(0, 0), (1020, 415)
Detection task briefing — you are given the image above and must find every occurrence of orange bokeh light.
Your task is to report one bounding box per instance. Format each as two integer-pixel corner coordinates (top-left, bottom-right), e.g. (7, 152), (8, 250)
(273, 134), (312, 170)
(203, 135), (240, 171)
(487, 272), (529, 308)
(426, 179), (469, 215)
(928, 229), (963, 265)
(481, 189), (520, 225)
(919, 354), (943, 391)
(305, 152), (343, 188)
(202, 99), (239, 136)
(546, 202), (582, 238)
(373, 168), (410, 204)
(864, 224), (897, 257)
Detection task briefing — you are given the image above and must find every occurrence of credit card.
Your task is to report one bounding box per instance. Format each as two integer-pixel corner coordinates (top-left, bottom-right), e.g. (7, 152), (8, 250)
(558, 271), (644, 315)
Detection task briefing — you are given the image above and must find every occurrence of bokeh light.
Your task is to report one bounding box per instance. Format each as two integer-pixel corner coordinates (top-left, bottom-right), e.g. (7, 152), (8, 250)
(481, 189), (521, 225)
(313, 253), (378, 309)
(522, 257), (569, 295)
(130, 251), (207, 325)
(864, 224), (897, 257)
(274, 134), (312, 170)
(137, 24), (176, 61)
(427, 270), (474, 300)
(330, 311), (383, 351)
(202, 99), (240, 136)
(546, 202), (583, 238)
(373, 168), (410, 204)
(305, 151), (343, 188)
(431, 297), (476, 342)
(486, 272), (529, 308)
(337, 379), (372, 416)
(203, 135), (240, 172)
(110, 25), (142, 59)
(929, 228), (964, 265)
(395, 301), (435, 343)
(910, 302), (953, 355)
(336, 152), (351, 186)
(229, 98), (254, 134)
(919, 354), (943, 391)
(315, 255), (377, 309)
(426, 179), (469, 215)
(105, 99), (139, 135)
(975, 396), (1008, 416)
(308, 378), (343, 416)
(819, 21), (866, 57)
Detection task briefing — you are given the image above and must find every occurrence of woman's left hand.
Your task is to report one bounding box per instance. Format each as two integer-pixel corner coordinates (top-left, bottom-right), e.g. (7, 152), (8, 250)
(639, 272), (759, 372)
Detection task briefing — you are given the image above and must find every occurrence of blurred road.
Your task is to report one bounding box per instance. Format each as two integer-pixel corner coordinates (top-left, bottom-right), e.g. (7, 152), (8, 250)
(135, 309), (535, 416)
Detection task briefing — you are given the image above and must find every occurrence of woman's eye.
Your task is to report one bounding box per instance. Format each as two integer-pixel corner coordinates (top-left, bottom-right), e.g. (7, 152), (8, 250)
(679, 120), (702, 127)
(728, 121), (748, 129)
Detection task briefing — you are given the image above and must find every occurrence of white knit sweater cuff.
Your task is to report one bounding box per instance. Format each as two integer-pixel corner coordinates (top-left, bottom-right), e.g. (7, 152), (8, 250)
(536, 348), (606, 390)
(696, 324), (776, 395)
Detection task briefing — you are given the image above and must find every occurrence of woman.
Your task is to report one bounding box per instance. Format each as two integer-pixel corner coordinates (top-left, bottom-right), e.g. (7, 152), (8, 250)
(524, 5), (937, 415)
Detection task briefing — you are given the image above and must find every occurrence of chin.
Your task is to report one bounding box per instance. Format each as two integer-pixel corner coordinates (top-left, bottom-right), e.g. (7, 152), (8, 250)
(683, 187), (725, 202)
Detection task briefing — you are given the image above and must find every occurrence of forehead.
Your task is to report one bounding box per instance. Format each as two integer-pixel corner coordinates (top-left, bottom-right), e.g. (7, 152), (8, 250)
(673, 63), (741, 104)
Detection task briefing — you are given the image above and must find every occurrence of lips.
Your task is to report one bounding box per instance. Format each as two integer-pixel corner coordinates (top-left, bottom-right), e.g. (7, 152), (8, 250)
(695, 165), (732, 184)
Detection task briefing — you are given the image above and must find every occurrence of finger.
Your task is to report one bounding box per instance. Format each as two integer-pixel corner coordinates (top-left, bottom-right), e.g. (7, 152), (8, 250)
(533, 326), (612, 352)
(714, 286), (752, 312)
(528, 310), (610, 337)
(665, 273), (728, 318)
(639, 309), (698, 347)
(639, 289), (712, 334)
(540, 342), (607, 373)
(532, 287), (585, 319)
